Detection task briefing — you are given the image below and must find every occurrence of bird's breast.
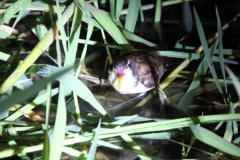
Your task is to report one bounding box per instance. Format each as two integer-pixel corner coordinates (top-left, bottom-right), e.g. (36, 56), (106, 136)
(108, 68), (154, 94)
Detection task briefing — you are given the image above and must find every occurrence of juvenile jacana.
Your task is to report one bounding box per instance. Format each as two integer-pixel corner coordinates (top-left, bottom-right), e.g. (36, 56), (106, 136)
(108, 51), (165, 94)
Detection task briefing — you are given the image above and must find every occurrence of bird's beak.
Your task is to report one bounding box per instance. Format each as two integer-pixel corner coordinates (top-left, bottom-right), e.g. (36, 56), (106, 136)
(118, 76), (123, 90)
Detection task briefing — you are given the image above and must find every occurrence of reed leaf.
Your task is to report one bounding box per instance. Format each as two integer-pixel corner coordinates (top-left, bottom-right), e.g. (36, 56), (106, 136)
(84, 3), (129, 47)
(190, 125), (240, 157)
(124, 0), (141, 32)
(194, 7), (226, 104)
(87, 119), (101, 160)
(49, 84), (66, 160)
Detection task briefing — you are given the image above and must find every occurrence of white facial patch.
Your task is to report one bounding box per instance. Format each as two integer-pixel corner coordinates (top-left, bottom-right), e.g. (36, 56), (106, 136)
(108, 67), (154, 94)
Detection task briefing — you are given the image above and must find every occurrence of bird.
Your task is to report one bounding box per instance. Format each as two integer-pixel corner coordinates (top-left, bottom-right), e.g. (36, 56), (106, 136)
(108, 51), (165, 94)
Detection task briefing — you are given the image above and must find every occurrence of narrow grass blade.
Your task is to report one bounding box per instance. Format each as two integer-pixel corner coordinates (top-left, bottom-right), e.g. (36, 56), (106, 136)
(59, 37), (123, 49)
(27, 2), (65, 13)
(154, 0), (162, 22)
(176, 89), (196, 113)
(182, 1), (192, 34)
(75, 16), (93, 74)
(84, 4), (129, 46)
(66, 6), (82, 67)
(49, 83), (66, 160)
(223, 121), (233, 142)
(87, 119), (101, 160)
(216, 7), (230, 104)
(62, 146), (85, 158)
(116, 0), (124, 19)
(215, 7), (234, 142)
(98, 140), (124, 150)
(131, 132), (172, 139)
(190, 125), (240, 157)
(56, 0), (68, 60)
(216, 8), (225, 82)
(110, 115), (138, 125)
(194, 7), (226, 103)
(139, 3), (144, 22)
(157, 51), (237, 64)
(0, 51), (10, 61)
(121, 133), (151, 160)
(0, 0), (30, 25)
(80, 12), (103, 30)
(225, 65), (240, 99)
(109, 0), (115, 18)
(122, 29), (157, 47)
(0, 143), (43, 159)
(42, 79), (52, 160)
(124, 0), (141, 32)
(12, 0), (32, 28)
(183, 136), (195, 158)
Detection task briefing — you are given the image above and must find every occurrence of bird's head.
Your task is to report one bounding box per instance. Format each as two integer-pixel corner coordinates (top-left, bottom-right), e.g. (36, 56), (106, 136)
(116, 67), (125, 90)
(109, 59), (131, 91)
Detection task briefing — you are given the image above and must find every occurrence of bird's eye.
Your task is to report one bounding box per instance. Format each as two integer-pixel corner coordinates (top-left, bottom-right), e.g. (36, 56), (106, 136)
(125, 63), (131, 70)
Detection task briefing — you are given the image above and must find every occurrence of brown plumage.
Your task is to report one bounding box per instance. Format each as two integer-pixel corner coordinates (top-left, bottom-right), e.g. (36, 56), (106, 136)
(108, 51), (165, 94)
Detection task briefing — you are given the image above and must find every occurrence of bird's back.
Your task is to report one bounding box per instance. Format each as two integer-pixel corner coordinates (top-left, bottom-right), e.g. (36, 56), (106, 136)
(115, 51), (165, 88)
